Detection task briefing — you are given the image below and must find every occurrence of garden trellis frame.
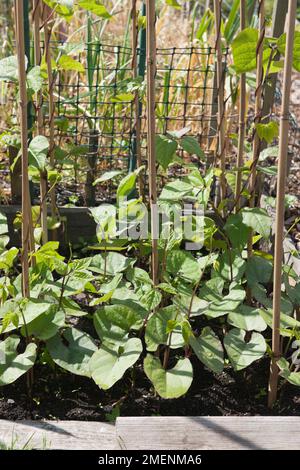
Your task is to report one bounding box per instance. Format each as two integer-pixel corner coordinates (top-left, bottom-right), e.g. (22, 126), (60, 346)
(25, 40), (229, 204)
(2, 1), (286, 204)
(3, 1), (292, 203)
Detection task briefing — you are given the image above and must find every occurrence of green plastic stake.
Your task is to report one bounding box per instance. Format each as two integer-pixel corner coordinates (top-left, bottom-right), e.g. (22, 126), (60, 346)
(23, 0), (34, 202)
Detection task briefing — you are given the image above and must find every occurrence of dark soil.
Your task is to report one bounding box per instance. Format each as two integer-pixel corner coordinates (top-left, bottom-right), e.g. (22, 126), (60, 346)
(0, 357), (299, 422)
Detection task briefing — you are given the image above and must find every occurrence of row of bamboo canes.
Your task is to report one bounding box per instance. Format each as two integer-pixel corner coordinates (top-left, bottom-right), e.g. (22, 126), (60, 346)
(143, 0), (297, 408)
(14, 0), (297, 408)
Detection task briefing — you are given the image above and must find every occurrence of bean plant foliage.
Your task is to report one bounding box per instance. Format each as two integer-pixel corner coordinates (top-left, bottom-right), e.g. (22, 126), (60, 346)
(0, 2), (300, 403)
(1, 155), (300, 397)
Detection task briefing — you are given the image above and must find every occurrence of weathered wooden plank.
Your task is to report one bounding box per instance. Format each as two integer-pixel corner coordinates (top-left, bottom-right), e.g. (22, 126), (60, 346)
(0, 420), (119, 450)
(0, 206), (97, 247)
(0, 205), (222, 248)
(116, 417), (300, 450)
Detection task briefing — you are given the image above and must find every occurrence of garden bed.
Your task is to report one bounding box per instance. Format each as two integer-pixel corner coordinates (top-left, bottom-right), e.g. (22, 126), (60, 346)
(1, 3), (300, 453)
(1, 357), (299, 422)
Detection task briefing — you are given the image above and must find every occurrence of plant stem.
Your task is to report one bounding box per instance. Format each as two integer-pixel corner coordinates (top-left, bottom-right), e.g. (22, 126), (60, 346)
(162, 345), (170, 370)
(104, 242), (107, 278)
(163, 310), (179, 370)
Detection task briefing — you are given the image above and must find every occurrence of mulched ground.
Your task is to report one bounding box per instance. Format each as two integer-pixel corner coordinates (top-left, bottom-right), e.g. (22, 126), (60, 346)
(0, 357), (299, 422)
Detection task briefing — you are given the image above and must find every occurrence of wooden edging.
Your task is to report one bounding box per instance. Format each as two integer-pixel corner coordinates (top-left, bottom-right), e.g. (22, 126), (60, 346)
(0, 417), (300, 450)
(116, 417), (300, 450)
(0, 420), (118, 450)
(0, 205), (97, 248)
(0, 206), (223, 248)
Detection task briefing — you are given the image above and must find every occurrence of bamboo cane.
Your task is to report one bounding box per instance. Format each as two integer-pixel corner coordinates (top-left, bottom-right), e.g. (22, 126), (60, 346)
(268, 0), (297, 409)
(33, 0), (48, 244)
(213, 0), (226, 208)
(43, 4), (57, 232)
(15, 0), (31, 298)
(146, 0), (158, 285)
(247, 0), (265, 258)
(235, 0), (246, 212)
(131, 0), (144, 199)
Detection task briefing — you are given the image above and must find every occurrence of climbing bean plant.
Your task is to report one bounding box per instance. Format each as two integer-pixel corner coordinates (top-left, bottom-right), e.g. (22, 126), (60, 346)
(0, 1), (300, 402)
(1, 153), (300, 396)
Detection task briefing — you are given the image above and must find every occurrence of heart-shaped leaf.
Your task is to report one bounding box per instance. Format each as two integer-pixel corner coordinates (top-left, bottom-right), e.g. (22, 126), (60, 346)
(0, 336), (37, 386)
(117, 173), (137, 199)
(22, 306), (65, 341)
(0, 55), (25, 82)
(94, 304), (141, 345)
(0, 299), (52, 333)
(90, 338), (142, 389)
(27, 66), (43, 93)
(256, 121), (279, 144)
(278, 357), (300, 386)
(246, 256), (273, 287)
(252, 283), (294, 316)
(200, 282), (245, 318)
(47, 328), (97, 377)
(241, 208), (272, 239)
(216, 251), (246, 282)
(145, 305), (185, 352)
(278, 31), (300, 72)
(78, 0), (111, 18)
(159, 180), (193, 202)
(232, 28), (271, 73)
(228, 305), (267, 332)
(224, 213), (250, 252)
(59, 55), (85, 72)
(174, 294), (208, 317)
(166, 249), (202, 283)
(258, 308), (300, 336)
(181, 136), (205, 158)
(190, 327), (224, 373)
(0, 247), (18, 271)
(28, 136), (49, 171)
(141, 289), (162, 311)
(89, 252), (132, 275)
(224, 328), (266, 371)
(144, 355), (193, 399)
(156, 135), (178, 170)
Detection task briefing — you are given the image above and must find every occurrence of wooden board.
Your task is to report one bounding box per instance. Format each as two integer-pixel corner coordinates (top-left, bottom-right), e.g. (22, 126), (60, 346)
(0, 420), (119, 450)
(0, 205), (222, 248)
(116, 416), (300, 450)
(1, 417), (300, 450)
(0, 205), (97, 247)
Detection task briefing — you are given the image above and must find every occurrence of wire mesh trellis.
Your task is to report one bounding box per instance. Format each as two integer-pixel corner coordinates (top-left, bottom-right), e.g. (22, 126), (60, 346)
(53, 45), (226, 141)
(38, 44), (227, 194)
(1, 39), (299, 206)
(41, 42), (228, 202)
(0, 40), (225, 205)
